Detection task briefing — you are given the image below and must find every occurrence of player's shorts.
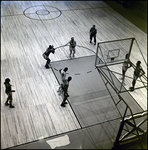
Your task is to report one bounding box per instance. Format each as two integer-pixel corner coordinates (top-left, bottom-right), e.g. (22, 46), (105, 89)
(70, 47), (75, 53)
(42, 53), (48, 60)
(6, 92), (12, 99)
(133, 74), (138, 81)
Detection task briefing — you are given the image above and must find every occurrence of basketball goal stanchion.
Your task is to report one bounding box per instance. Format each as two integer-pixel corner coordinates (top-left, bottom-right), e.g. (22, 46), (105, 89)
(97, 66), (145, 149)
(94, 38), (147, 149)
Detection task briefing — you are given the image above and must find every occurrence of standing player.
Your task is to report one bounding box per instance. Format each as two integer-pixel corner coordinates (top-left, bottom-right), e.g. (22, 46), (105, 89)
(89, 25), (97, 45)
(66, 37), (76, 58)
(121, 53), (132, 80)
(129, 61), (145, 91)
(60, 76), (72, 107)
(42, 45), (55, 69)
(4, 78), (15, 108)
(57, 67), (68, 94)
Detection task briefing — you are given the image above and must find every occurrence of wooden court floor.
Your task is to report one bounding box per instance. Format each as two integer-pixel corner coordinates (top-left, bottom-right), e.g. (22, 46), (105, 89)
(51, 55), (144, 126)
(1, 1), (147, 149)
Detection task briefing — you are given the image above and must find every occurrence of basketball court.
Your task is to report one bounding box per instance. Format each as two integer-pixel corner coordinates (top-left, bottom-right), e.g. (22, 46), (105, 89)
(51, 54), (144, 127)
(1, 1), (147, 149)
(12, 53), (146, 149)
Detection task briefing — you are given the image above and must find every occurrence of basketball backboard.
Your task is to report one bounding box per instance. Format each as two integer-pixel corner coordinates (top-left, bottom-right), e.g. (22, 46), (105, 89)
(95, 38), (135, 67)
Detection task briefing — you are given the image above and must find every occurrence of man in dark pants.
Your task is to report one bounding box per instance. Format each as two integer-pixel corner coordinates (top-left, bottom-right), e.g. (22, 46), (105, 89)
(42, 45), (55, 69)
(90, 25), (97, 45)
(61, 76), (72, 107)
(4, 78), (15, 108)
(129, 61), (145, 91)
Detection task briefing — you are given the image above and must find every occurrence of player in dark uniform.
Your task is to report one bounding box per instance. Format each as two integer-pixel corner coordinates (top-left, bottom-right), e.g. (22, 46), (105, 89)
(129, 61), (145, 91)
(60, 76), (72, 107)
(4, 78), (15, 108)
(42, 45), (55, 68)
(90, 25), (97, 45)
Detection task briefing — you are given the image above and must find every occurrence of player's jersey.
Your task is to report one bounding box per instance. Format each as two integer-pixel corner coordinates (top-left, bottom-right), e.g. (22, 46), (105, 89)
(60, 69), (66, 83)
(4, 82), (11, 94)
(134, 66), (143, 76)
(90, 27), (97, 36)
(69, 40), (76, 48)
(43, 47), (55, 60)
(44, 48), (53, 56)
(122, 59), (129, 70)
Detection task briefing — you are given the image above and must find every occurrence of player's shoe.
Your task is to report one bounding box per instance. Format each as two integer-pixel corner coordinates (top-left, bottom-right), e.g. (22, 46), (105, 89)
(61, 103), (66, 107)
(129, 87), (134, 91)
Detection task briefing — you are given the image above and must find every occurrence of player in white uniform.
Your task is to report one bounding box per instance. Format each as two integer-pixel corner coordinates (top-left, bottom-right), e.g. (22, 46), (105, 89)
(121, 53), (132, 80)
(57, 67), (68, 94)
(66, 37), (76, 58)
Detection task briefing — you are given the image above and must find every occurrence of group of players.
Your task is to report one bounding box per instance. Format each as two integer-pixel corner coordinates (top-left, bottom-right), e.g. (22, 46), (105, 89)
(41, 25), (97, 107)
(121, 53), (145, 91)
(42, 37), (77, 69)
(4, 25), (145, 108)
(42, 25), (97, 69)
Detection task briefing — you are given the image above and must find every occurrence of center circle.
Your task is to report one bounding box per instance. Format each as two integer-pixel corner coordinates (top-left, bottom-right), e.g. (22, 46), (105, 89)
(36, 10), (50, 15)
(23, 5), (62, 20)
